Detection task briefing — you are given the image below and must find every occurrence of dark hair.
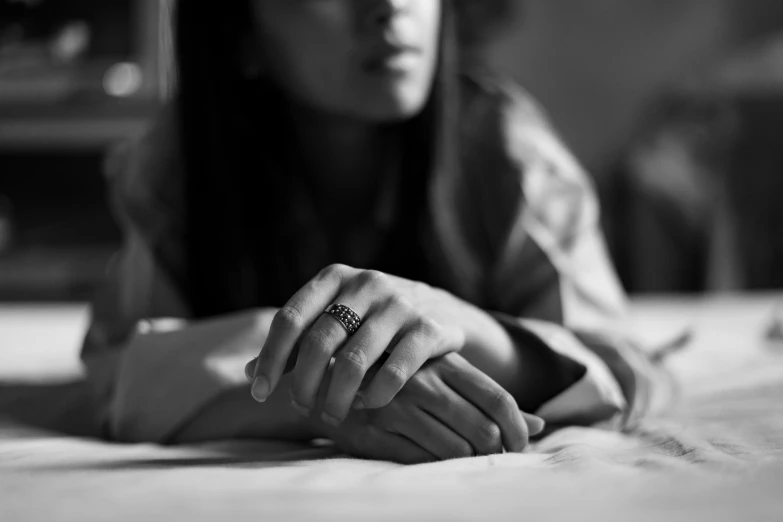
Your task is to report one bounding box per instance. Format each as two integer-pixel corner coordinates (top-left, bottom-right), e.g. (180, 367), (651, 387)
(175, 1), (465, 318)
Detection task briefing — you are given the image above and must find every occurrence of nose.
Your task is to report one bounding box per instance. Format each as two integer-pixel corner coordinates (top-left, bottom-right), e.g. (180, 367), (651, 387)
(363, 0), (410, 28)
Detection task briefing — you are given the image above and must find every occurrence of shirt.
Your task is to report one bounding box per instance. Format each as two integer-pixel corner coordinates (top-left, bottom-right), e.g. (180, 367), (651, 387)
(81, 72), (655, 443)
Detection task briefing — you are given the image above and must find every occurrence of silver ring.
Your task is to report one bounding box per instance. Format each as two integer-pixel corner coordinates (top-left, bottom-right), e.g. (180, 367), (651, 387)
(324, 304), (362, 336)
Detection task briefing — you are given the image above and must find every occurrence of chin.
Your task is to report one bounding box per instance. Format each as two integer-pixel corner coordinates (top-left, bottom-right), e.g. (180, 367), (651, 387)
(364, 101), (427, 123)
(352, 81), (434, 123)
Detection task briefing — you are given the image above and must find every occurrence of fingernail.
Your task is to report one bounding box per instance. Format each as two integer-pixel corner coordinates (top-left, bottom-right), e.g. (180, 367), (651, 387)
(351, 396), (366, 410)
(244, 358), (257, 383)
(321, 412), (342, 427)
(528, 415), (546, 436)
(251, 375), (270, 402)
(290, 399), (311, 418)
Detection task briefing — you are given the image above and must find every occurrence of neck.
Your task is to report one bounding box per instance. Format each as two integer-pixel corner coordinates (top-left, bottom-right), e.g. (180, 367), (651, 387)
(284, 100), (400, 204)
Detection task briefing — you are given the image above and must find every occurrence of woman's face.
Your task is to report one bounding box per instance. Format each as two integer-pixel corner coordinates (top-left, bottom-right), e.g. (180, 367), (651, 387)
(250, 0), (442, 122)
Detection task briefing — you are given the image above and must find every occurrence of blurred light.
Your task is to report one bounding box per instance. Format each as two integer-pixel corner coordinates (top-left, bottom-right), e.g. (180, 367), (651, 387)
(51, 21), (91, 63)
(103, 62), (143, 98)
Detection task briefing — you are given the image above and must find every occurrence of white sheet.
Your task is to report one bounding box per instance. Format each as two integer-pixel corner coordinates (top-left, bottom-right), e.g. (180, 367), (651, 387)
(2, 295), (783, 521)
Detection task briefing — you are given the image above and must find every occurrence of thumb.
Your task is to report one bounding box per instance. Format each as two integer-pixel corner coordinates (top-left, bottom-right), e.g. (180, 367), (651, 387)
(521, 412), (546, 436)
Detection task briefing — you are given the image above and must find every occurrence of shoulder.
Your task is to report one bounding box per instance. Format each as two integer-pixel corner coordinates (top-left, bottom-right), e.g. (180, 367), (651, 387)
(457, 70), (581, 178)
(456, 71), (600, 239)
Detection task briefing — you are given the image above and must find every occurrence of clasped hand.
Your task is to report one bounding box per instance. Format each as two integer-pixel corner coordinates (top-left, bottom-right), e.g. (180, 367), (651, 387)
(245, 264), (544, 460)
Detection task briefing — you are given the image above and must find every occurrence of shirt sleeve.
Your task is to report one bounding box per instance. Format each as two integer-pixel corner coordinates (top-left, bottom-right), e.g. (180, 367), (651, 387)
(81, 114), (262, 443)
(438, 73), (656, 428)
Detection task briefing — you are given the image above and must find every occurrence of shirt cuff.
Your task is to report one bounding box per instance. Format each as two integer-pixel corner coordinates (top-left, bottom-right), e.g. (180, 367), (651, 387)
(108, 312), (270, 443)
(494, 315), (627, 425)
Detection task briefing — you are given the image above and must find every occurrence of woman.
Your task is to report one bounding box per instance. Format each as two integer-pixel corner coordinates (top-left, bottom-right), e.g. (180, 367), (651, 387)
(82, 0), (648, 463)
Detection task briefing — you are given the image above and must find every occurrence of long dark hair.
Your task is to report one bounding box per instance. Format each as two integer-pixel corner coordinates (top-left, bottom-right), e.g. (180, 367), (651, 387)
(175, 1), (464, 318)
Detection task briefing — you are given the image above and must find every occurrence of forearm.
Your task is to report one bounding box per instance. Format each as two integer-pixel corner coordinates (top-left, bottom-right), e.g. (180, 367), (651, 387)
(164, 298), (570, 444)
(455, 304), (519, 392)
(172, 373), (319, 444)
(454, 300), (579, 412)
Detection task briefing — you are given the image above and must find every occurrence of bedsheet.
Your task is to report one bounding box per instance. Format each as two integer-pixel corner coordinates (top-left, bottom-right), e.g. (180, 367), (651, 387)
(1, 295), (783, 521)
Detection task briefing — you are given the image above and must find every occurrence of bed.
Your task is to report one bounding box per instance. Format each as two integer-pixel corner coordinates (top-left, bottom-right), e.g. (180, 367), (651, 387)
(1, 294), (782, 521)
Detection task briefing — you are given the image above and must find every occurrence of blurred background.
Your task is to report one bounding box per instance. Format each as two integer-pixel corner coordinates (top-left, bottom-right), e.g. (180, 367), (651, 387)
(1, 0), (783, 301)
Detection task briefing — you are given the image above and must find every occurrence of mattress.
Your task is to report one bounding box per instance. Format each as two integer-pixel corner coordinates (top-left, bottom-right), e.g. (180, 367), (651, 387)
(1, 295), (782, 521)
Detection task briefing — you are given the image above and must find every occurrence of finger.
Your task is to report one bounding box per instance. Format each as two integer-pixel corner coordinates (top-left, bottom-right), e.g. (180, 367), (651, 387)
(360, 318), (442, 409)
(322, 297), (409, 426)
(251, 264), (355, 402)
(291, 297), (372, 414)
(372, 433), (436, 465)
(392, 407), (474, 461)
(289, 313), (349, 416)
(291, 271), (395, 414)
(292, 270), (398, 412)
(419, 381), (503, 456)
(441, 356), (533, 453)
(521, 412), (546, 437)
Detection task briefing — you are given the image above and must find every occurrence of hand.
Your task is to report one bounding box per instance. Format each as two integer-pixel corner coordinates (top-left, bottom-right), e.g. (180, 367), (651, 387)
(248, 264), (471, 426)
(309, 352), (546, 462)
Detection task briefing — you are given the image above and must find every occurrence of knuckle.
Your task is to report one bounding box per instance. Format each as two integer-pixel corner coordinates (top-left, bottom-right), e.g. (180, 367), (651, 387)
(414, 281), (434, 295)
(336, 349), (368, 374)
(274, 305), (305, 330)
(491, 391), (516, 418)
(476, 422), (503, 452)
(388, 294), (413, 313)
(415, 316), (443, 339)
(447, 441), (474, 460)
(319, 263), (348, 281)
(381, 363), (408, 389)
(301, 328), (334, 359)
(359, 269), (388, 290)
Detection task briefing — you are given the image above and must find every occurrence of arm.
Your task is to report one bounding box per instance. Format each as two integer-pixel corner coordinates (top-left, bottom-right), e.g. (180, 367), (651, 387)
(246, 77), (640, 428)
(429, 74), (656, 426)
(83, 115), (316, 444)
(82, 226), (319, 443)
(416, 287), (584, 413)
(171, 373), (317, 444)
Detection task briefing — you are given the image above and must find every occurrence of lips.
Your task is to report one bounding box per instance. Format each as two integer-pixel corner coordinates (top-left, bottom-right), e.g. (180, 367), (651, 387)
(362, 41), (422, 73)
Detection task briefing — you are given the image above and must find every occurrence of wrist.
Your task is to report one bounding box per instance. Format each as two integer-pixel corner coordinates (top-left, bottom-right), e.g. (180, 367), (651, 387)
(447, 299), (525, 398)
(450, 294), (516, 359)
(465, 310), (516, 356)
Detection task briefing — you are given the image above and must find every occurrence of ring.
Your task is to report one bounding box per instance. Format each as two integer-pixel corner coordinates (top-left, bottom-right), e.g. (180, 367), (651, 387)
(324, 304), (362, 336)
